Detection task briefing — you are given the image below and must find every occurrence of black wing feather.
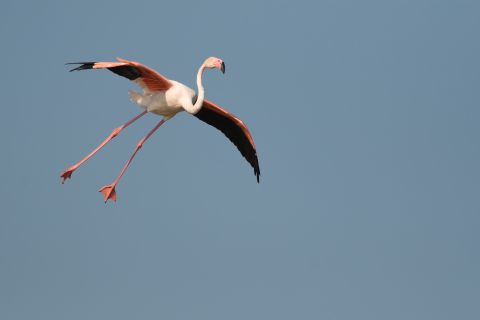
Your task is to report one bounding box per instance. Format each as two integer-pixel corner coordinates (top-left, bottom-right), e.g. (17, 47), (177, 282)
(67, 62), (141, 80)
(194, 103), (260, 183)
(106, 65), (142, 80)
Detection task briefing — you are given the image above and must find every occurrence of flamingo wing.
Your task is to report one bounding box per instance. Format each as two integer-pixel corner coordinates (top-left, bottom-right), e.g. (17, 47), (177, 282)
(194, 99), (260, 182)
(67, 57), (172, 93)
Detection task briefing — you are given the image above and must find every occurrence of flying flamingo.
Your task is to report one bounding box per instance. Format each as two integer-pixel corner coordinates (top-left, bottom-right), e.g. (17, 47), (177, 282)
(61, 57), (260, 203)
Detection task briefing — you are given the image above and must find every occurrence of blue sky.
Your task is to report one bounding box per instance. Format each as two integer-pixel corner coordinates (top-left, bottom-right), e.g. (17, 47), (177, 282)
(1, 0), (479, 319)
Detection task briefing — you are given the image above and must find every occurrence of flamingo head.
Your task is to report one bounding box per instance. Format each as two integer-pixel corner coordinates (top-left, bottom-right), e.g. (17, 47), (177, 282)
(205, 57), (225, 74)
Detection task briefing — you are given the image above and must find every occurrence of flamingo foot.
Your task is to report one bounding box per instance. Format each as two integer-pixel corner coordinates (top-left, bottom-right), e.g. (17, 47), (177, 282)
(60, 166), (77, 184)
(99, 184), (117, 203)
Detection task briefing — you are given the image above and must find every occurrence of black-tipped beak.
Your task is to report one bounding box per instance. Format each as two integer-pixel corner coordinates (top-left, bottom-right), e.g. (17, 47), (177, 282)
(221, 61), (225, 74)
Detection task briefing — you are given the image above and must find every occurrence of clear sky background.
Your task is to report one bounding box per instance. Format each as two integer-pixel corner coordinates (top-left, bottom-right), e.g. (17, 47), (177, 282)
(1, 0), (479, 319)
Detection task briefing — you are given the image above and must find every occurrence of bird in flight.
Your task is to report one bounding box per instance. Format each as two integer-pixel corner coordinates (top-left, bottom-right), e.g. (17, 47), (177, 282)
(61, 57), (260, 203)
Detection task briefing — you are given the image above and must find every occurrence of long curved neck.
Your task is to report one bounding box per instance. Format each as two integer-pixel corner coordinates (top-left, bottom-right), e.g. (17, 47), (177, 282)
(191, 63), (206, 114)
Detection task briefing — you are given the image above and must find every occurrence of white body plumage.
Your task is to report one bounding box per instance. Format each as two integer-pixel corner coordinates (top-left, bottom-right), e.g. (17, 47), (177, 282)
(128, 80), (196, 120)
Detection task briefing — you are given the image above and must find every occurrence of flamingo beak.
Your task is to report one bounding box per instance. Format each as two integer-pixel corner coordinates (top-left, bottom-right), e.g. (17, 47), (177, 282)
(220, 61), (225, 74)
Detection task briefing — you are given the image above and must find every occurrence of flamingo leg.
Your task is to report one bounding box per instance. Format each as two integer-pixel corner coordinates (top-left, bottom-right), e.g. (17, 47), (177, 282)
(60, 110), (148, 183)
(99, 118), (166, 203)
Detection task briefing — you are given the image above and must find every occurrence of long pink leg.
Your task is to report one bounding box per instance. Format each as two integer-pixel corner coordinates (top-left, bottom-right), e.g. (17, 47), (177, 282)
(60, 111), (148, 183)
(99, 119), (166, 203)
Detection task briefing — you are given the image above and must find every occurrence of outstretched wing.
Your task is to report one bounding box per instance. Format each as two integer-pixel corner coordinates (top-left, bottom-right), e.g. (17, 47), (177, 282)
(67, 57), (172, 93)
(194, 99), (260, 182)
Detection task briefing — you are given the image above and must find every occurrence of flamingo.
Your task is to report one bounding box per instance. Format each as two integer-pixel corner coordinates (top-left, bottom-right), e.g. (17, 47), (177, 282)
(61, 57), (260, 203)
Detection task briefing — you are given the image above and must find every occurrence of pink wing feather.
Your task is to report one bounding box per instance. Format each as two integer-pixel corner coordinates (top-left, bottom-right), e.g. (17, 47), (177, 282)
(68, 57), (172, 93)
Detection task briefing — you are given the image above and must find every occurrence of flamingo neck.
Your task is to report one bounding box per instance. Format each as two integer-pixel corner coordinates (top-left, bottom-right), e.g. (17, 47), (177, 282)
(191, 63), (206, 114)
